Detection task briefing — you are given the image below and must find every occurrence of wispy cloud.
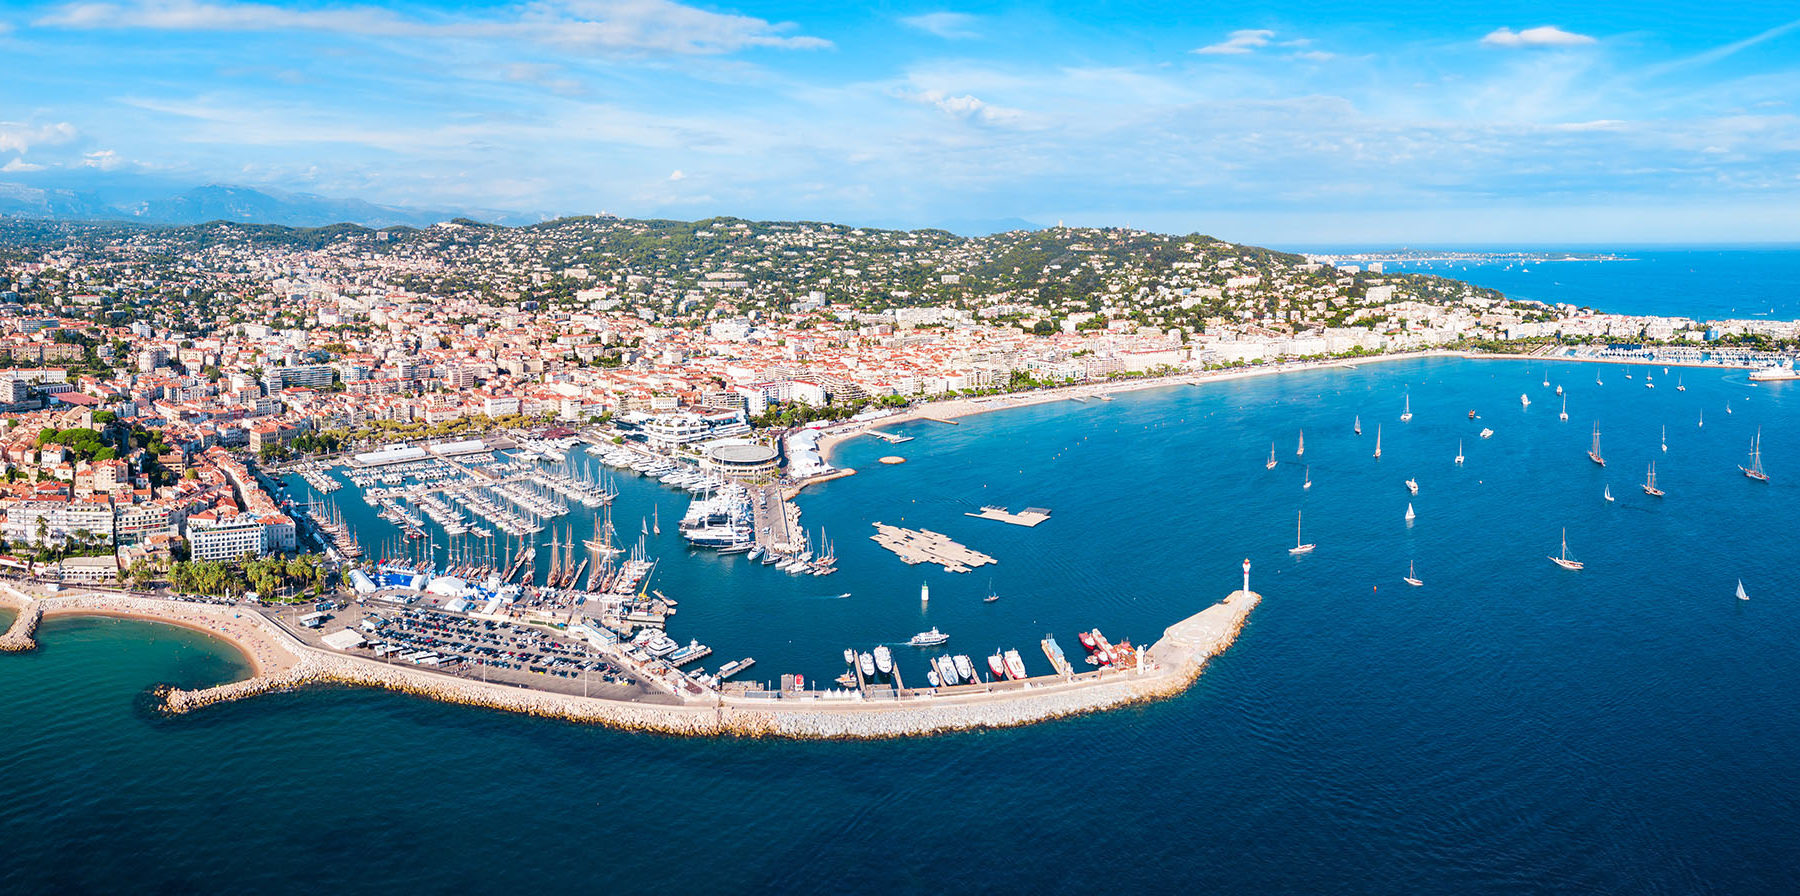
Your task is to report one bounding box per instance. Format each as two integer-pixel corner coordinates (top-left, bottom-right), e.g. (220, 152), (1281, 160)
(1480, 26), (1597, 49)
(2, 158), (45, 172)
(35, 0), (832, 55)
(1646, 17), (1800, 75)
(900, 12), (979, 40)
(1194, 29), (1274, 56)
(904, 90), (1023, 125)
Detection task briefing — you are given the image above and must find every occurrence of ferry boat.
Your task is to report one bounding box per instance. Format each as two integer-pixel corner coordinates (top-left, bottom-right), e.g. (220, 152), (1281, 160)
(1750, 359), (1799, 381)
(1549, 528), (1584, 570)
(1588, 425), (1606, 466)
(1004, 649), (1029, 681)
(1740, 428), (1770, 482)
(909, 627), (949, 647)
(1642, 462), (1664, 497)
(873, 645), (893, 675)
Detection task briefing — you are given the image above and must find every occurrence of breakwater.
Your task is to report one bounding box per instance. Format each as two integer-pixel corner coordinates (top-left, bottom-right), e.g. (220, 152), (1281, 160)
(157, 588), (1259, 739)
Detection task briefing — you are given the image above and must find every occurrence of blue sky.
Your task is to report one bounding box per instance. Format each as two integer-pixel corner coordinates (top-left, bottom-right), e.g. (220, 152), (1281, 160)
(2, 1), (1798, 242)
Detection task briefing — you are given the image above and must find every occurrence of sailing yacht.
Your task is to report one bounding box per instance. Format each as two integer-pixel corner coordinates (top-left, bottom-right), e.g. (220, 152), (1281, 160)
(1661, 426), (1667, 453)
(1677, 375), (1686, 392)
(1404, 502), (1416, 522)
(1354, 415), (1362, 435)
(1556, 384), (1564, 396)
(1400, 395), (1412, 422)
(1266, 443), (1278, 470)
(1455, 440), (1465, 465)
(1303, 466), (1312, 490)
(1559, 396), (1568, 421)
(1297, 429), (1305, 458)
(1374, 425), (1382, 459)
(1642, 461), (1664, 497)
(1542, 374), (1550, 387)
(1549, 528), (1584, 570)
(1737, 580), (1749, 601)
(1604, 484), (1614, 502)
(983, 580), (999, 603)
(1698, 409), (1704, 429)
(1520, 393), (1531, 408)
(1588, 425), (1606, 466)
(1403, 561), (1423, 587)
(1288, 511), (1316, 555)
(1740, 428), (1770, 482)
(652, 506), (661, 535)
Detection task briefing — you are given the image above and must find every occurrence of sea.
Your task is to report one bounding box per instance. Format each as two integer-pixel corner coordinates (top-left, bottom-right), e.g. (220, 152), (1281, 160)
(6, 256), (1800, 893)
(1345, 246), (1800, 322)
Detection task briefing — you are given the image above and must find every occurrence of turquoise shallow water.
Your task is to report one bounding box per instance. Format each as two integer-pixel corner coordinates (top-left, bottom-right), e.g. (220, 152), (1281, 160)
(5, 357), (1800, 893)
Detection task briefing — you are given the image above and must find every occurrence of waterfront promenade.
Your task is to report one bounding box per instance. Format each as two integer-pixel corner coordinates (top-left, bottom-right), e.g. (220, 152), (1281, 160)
(0, 579), (1258, 738)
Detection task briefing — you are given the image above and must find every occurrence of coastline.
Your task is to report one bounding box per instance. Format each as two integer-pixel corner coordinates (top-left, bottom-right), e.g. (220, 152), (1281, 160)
(0, 578), (1260, 739)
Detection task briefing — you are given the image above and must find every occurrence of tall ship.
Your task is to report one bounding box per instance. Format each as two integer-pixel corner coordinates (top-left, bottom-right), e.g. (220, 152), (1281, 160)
(1588, 425), (1606, 466)
(1741, 428), (1771, 482)
(1642, 462), (1664, 497)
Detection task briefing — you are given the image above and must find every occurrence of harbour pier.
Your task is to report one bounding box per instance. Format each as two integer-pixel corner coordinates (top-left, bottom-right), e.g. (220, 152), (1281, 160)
(869, 523), (996, 572)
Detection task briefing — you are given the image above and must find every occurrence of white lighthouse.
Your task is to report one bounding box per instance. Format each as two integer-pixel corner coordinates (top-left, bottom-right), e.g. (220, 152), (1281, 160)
(1242, 558), (1251, 595)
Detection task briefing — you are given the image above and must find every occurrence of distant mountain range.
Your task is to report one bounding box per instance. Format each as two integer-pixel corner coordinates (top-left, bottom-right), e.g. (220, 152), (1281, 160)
(0, 182), (532, 229)
(0, 180), (1044, 235)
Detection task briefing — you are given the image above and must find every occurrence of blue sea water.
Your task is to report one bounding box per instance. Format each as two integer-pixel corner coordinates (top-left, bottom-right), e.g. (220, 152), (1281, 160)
(5, 357), (1800, 893)
(1350, 247), (1800, 322)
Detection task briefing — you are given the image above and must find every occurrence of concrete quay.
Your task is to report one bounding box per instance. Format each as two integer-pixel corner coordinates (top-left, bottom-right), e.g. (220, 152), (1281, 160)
(1, 579), (1259, 739)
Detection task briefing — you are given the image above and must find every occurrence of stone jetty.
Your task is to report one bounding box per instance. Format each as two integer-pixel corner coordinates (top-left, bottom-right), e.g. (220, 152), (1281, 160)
(3, 582), (1260, 740)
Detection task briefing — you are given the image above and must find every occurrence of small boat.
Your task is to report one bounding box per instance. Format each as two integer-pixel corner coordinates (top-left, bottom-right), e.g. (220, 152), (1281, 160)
(1698, 409), (1704, 429)
(859, 652), (875, 677)
(926, 670), (941, 687)
(953, 655), (975, 683)
(1740, 427), (1770, 482)
(984, 580), (999, 603)
(1354, 415), (1362, 435)
(1404, 502), (1416, 522)
(873, 645), (893, 675)
(1588, 425), (1606, 466)
(1405, 478), (1419, 495)
(1468, 409), (1476, 419)
(1455, 440), (1465, 465)
(1556, 384), (1564, 395)
(1480, 427), (1494, 439)
(1297, 428), (1305, 457)
(1289, 510), (1316, 555)
(1077, 631), (1096, 650)
(987, 653), (1007, 679)
(1549, 528), (1584, 570)
(1374, 425), (1382, 459)
(1642, 461), (1664, 497)
(1401, 395), (1413, 423)
(934, 655), (958, 685)
(1661, 426), (1667, 453)
(1677, 375), (1686, 392)
(1266, 442), (1278, 470)
(1559, 396), (1568, 422)
(1403, 560), (1423, 587)
(1303, 466), (1312, 490)
(1727, 402), (1733, 415)
(1604, 484), (1614, 502)
(1520, 393), (1530, 407)
(1542, 375), (1550, 387)
(1737, 579), (1749, 602)
(843, 648), (857, 666)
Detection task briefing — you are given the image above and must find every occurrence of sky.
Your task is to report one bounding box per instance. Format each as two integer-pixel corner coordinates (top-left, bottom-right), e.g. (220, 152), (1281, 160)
(1, 1), (1799, 243)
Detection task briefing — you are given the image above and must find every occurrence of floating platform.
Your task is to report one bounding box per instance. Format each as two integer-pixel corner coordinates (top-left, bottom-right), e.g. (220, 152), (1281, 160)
(964, 505), (1051, 527)
(869, 523), (996, 573)
(867, 430), (915, 444)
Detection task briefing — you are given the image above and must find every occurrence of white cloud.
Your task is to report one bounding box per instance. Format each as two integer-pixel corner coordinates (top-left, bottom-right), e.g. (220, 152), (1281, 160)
(1194, 29), (1274, 55)
(0, 121), (80, 154)
(82, 149), (121, 169)
(667, 169), (686, 180)
(908, 90), (1023, 124)
(1291, 50), (1335, 62)
(2, 158), (45, 172)
(1480, 26), (1597, 49)
(36, 0), (831, 56)
(900, 12), (979, 40)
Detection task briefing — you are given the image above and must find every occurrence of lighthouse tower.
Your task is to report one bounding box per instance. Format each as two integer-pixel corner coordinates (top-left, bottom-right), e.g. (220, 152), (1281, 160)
(1242, 558), (1251, 595)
